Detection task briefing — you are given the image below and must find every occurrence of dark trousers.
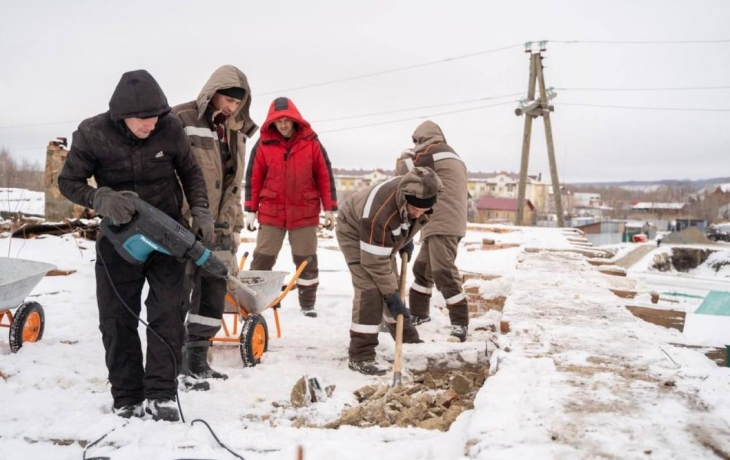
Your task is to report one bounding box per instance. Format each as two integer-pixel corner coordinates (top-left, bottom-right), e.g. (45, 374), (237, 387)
(409, 235), (469, 326)
(183, 265), (227, 341)
(95, 237), (186, 408)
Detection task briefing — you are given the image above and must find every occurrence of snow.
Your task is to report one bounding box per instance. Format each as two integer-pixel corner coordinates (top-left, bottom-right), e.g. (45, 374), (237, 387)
(1, 209), (730, 459)
(0, 188), (45, 217)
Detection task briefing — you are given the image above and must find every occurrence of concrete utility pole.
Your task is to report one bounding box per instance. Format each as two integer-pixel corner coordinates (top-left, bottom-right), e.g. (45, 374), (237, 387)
(515, 42), (565, 227)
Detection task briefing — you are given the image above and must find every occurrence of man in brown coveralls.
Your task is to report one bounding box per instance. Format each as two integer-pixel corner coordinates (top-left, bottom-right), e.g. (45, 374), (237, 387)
(336, 167), (443, 375)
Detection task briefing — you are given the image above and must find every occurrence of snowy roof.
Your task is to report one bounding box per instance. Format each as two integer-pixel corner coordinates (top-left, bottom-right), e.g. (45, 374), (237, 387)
(476, 196), (534, 211)
(631, 202), (685, 210)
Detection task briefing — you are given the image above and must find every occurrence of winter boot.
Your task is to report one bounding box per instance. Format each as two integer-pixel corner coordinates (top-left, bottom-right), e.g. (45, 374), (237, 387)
(387, 319), (423, 344)
(348, 359), (388, 376)
(112, 402), (144, 419)
(301, 306), (317, 318)
(184, 341), (229, 380)
(177, 374), (210, 392)
(144, 398), (180, 422)
(450, 324), (468, 343)
(411, 314), (431, 326)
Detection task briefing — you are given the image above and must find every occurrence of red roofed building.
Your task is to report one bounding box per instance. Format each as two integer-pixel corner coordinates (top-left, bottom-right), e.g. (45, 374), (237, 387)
(475, 197), (535, 224)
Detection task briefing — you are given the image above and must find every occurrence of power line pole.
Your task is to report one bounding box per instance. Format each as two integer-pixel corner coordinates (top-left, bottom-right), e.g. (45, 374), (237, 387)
(515, 42), (565, 227)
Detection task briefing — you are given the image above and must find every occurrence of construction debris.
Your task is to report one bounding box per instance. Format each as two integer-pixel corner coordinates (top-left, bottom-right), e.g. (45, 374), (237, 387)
(323, 364), (488, 431)
(290, 375), (335, 408)
(9, 219), (99, 240)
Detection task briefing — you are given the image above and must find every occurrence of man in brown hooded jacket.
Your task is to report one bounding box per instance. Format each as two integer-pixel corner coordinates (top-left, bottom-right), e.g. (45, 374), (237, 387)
(395, 121), (470, 342)
(172, 65), (258, 382)
(336, 167), (443, 375)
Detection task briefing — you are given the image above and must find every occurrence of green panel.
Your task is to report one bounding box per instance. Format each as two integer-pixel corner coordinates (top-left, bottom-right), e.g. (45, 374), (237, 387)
(695, 291), (730, 316)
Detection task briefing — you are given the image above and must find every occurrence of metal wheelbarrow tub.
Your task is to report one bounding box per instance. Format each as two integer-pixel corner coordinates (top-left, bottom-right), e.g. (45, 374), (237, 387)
(0, 257), (57, 311)
(233, 270), (289, 314)
(0, 257), (57, 352)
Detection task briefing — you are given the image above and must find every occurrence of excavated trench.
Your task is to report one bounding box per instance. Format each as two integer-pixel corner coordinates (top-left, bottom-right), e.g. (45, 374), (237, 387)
(321, 362), (489, 431)
(652, 248), (716, 272)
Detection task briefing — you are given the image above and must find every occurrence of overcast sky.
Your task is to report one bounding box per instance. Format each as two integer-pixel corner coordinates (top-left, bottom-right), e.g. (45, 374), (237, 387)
(1, 0), (729, 183)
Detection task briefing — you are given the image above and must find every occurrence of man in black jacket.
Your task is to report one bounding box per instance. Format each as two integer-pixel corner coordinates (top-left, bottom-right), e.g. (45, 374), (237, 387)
(59, 70), (214, 422)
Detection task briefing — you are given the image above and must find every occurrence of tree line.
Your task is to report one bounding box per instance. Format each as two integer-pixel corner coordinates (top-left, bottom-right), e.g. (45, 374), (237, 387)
(0, 148), (43, 191)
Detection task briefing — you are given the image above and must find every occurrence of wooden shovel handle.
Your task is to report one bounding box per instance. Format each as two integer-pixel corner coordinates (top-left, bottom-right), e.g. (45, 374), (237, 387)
(393, 252), (408, 377)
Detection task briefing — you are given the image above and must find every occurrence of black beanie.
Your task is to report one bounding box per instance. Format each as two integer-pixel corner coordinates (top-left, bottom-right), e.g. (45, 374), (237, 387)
(216, 87), (245, 100)
(405, 193), (437, 209)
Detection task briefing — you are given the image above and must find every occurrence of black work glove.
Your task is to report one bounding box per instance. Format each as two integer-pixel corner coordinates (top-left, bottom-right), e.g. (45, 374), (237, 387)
(384, 293), (410, 319)
(92, 187), (135, 225)
(399, 240), (414, 261)
(190, 206), (215, 243)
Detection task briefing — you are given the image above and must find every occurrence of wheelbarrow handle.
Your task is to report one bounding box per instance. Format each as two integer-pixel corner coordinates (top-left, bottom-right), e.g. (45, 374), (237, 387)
(269, 258), (310, 308)
(238, 251), (249, 271)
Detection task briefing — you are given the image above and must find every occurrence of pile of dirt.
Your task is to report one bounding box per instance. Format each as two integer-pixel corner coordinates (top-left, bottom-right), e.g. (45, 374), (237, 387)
(661, 227), (712, 245)
(323, 364), (487, 431)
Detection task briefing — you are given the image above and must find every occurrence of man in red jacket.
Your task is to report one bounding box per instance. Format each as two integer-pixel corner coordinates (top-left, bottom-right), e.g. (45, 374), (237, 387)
(244, 97), (338, 317)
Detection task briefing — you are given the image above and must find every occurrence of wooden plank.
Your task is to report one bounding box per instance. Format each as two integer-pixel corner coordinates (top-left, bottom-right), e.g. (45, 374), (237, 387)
(625, 305), (686, 332)
(669, 343), (728, 367)
(609, 288), (637, 299)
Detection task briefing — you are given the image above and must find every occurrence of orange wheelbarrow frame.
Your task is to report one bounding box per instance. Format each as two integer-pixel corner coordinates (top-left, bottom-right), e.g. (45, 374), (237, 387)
(211, 254), (310, 367)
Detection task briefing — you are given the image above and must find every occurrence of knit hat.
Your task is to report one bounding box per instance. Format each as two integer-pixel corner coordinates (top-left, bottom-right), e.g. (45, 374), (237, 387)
(405, 193), (437, 209)
(216, 87), (245, 100)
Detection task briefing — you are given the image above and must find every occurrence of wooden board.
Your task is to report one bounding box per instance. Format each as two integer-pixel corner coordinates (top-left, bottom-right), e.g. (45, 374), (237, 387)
(625, 305), (686, 332)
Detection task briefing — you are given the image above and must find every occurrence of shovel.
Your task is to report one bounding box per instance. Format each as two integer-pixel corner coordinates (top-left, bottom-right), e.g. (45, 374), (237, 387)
(392, 251), (408, 387)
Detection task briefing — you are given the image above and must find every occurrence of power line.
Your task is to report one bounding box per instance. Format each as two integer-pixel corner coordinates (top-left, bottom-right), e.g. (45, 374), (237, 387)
(556, 85), (730, 92)
(552, 39), (730, 45)
(312, 92), (523, 123)
(0, 120), (79, 130)
(257, 43), (523, 96)
(318, 99), (518, 134)
(557, 102), (730, 112)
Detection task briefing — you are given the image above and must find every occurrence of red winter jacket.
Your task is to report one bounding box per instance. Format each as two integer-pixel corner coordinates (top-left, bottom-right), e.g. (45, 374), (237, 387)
(244, 97), (338, 230)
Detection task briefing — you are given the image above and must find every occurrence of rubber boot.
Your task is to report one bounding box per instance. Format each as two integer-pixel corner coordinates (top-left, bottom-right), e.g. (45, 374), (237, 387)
(185, 340), (229, 380)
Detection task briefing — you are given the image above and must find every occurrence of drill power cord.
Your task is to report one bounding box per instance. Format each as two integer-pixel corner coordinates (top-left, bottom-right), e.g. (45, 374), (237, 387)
(82, 248), (246, 460)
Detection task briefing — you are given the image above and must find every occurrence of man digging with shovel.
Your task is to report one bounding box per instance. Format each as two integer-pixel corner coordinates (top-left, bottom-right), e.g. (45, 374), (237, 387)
(336, 167), (443, 375)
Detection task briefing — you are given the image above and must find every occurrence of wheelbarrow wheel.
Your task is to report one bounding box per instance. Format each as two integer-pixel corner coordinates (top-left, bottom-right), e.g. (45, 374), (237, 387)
(9, 301), (45, 353)
(240, 314), (268, 367)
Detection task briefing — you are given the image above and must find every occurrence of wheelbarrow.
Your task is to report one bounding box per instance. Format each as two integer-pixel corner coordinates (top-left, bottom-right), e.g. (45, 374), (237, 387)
(0, 257), (57, 352)
(211, 255), (310, 367)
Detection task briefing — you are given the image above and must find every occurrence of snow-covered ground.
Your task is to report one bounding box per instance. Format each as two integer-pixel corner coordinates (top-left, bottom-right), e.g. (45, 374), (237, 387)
(1, 206), (730, 459)
(0, 188), (45, 216)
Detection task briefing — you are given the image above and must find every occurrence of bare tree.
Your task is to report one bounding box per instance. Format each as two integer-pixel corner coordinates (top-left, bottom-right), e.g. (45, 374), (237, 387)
(0, 147), (43, 191)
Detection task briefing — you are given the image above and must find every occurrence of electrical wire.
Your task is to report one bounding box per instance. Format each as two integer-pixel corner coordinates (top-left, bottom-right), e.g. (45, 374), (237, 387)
(556, 102), (730, 112)
(319, 99), (518, 134)
(256, 43), (522, 96)
(0, 120), (79, 130)
(551, 39), (730, 45)
(192, 419), (246, 460)
(96, 247), (185, 423)
(556, 86), (730, 92)
(86, 236), (247, 460)
(311, 92), (523, 123)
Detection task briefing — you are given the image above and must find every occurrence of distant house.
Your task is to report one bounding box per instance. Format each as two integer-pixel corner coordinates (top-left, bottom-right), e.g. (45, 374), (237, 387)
(629, 202), (686, 220)
(475, 197), (534, 224)
(331, 168), (393, 202)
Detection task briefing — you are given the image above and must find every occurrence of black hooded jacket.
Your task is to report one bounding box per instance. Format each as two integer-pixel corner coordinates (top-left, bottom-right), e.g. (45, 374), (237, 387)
(59, 70), (208, 220)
